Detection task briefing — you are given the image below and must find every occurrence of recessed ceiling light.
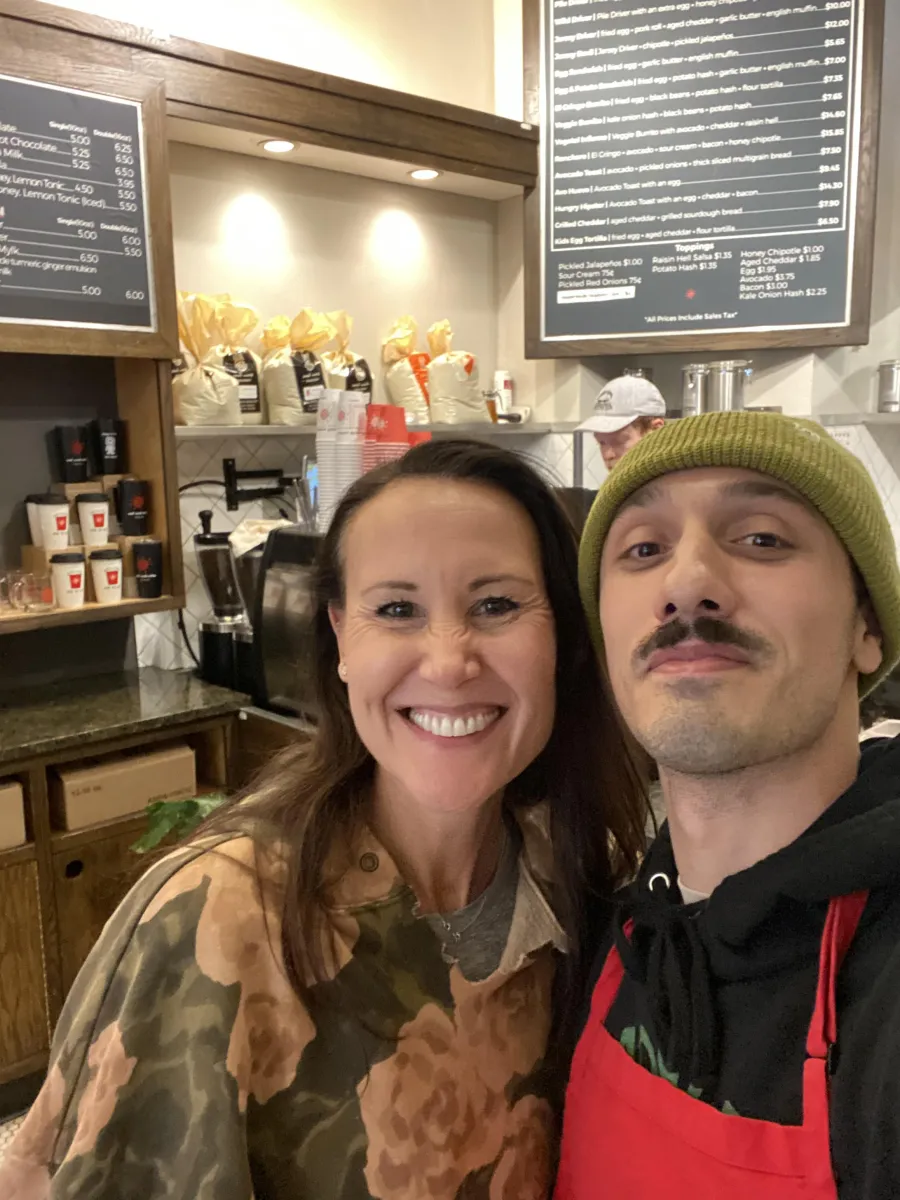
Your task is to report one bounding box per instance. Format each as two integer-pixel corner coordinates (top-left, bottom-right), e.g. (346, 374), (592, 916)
(409, 168), (441, 181)
(261, 139), (295, 154)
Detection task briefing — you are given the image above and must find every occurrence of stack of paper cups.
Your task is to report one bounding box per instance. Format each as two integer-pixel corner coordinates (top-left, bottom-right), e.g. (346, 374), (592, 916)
(317, 391), (370, 533)
(334, 391), (367, 501)
(362, 404), (411, 475)
(315, 392), (339, 534)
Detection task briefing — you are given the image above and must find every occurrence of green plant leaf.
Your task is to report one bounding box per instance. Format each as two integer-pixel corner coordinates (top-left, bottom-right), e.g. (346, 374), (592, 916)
(131, 791), (229, 853)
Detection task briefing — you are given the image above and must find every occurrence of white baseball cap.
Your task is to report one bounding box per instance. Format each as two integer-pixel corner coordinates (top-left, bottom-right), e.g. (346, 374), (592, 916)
(577, 376), (667, 435)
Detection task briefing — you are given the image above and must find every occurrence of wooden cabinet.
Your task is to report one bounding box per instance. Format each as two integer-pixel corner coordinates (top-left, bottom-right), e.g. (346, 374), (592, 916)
(231, 707), (312, 792)
(0, 855), (48, 1082)
(51, 818), (148, 997)
(0, 710), (238, 1108)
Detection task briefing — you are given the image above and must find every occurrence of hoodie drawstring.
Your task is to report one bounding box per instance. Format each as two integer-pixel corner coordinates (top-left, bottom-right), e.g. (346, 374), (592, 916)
(614, 875), (720, 1091)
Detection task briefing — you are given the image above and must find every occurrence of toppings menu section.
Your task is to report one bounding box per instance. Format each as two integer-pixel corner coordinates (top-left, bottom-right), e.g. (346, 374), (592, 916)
(541, 0), (866, 343)
(0, 75), (153, 331)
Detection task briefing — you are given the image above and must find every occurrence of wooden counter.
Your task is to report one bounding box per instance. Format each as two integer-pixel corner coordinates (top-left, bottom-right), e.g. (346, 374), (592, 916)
(0, 668), (246, 1111)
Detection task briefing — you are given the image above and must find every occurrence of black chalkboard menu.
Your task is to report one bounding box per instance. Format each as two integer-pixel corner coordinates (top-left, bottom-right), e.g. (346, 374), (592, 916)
(533, 0), (880, 351)
(0, 73), (154, 332)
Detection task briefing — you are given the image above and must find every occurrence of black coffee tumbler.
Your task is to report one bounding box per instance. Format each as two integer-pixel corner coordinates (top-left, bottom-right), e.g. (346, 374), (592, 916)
(118, 479), (150, 536)
(134, 538), (163, 598)
(91, 418), (126, 475)
(54, 425), (89, 483)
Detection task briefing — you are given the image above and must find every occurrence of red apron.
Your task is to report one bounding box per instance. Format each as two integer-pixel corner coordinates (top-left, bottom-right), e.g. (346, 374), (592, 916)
(555, 890), (868, 1199)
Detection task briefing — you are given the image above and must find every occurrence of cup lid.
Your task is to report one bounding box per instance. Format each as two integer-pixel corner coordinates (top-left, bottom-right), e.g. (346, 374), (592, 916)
(26, 493), (48, 503)
(35, 495), (69, 506)
(50, 552), (85, 563)
(77, 492), (108, 504)
(89, 548), (122, 560)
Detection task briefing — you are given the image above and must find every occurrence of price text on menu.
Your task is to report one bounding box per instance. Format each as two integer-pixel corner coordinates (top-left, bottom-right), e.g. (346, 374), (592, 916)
(0, 74), (153, 331)
(542, 0), (863, 341)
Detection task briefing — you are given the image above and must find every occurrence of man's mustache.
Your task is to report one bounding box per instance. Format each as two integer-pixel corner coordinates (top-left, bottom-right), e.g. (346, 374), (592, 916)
(634, 615), (773, 665)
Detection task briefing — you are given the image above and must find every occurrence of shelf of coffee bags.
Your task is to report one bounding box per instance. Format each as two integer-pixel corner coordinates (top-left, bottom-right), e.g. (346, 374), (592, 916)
(0, 596), (179, 635)
(174, 422), (583, 439)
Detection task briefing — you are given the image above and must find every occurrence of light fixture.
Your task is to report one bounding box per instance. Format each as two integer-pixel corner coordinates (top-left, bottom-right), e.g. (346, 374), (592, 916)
(409, 168), (441, 181)
(260, 139), (295, 154)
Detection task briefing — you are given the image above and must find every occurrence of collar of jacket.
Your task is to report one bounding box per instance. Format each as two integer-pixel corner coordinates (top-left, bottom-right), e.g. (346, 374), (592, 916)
(327, 802), (568, 964)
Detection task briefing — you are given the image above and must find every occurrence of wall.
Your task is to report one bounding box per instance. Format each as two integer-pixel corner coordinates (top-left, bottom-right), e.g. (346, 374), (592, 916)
(169, 142), (498, 391)
(135, 142), (502, 670)
(39, 0), (496, 112)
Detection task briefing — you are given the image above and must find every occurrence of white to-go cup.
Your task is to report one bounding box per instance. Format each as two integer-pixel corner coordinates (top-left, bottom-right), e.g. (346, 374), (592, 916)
(89, 548), (123, 605)
(26, 494), (46, 546)
(50, 552), (85, 610)
(36, 496), (70, 551)
(77, 492), (110, 549)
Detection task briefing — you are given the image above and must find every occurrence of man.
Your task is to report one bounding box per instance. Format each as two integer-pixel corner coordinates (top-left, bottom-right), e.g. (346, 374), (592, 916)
(576, 374), (666, 471)
(557, 412), (900, 1199)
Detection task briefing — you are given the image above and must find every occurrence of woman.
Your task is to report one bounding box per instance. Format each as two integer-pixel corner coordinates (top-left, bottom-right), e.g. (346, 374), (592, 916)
(2, 440), (646, 1200)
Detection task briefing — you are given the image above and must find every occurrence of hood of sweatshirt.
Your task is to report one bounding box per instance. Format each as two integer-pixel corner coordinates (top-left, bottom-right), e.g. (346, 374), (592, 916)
(613, 736), (900, 1087)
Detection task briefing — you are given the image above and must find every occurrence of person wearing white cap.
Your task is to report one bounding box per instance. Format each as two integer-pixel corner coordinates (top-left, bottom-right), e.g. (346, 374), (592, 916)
(577, 375), (666, 471)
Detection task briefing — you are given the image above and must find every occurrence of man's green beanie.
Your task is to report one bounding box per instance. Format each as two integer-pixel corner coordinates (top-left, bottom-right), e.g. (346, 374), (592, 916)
(578, 411), (900, 696)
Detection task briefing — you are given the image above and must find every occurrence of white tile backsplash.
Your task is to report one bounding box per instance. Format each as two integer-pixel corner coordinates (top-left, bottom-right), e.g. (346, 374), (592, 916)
(829, 426), (900, 563)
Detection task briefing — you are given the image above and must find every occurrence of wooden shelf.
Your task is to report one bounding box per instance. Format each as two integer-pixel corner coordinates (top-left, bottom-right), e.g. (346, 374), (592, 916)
(175, 422), (582, 439)
(0, 596), (179, 636)
(0, 843), (36, 870)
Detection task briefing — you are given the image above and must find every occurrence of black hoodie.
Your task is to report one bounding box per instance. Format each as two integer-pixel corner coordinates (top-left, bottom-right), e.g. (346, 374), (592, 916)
(575, 736), (900, 1199)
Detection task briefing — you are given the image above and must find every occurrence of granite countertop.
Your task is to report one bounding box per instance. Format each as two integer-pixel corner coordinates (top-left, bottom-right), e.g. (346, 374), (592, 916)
(0, 669), (246, 766)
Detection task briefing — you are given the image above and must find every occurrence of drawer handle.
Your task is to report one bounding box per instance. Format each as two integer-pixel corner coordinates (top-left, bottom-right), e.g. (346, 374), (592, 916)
(65, 859), (84, 879)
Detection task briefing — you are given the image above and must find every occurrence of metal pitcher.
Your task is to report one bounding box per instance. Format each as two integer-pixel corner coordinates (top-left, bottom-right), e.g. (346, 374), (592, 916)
(877, 361), (900, 414)
(682, 364), (710, 417)
(707, 360), (753, 412)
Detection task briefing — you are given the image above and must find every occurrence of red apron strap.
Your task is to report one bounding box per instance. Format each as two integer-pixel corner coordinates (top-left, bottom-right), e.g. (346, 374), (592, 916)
(590, 918), (633, 1019)
(806, 890), (869, 1059)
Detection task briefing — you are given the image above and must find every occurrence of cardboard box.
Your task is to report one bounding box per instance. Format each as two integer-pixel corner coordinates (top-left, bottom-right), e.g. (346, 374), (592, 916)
(21, 543), (117, 604)
(0, 780), (26, 850)
(50, 743), (197, 832)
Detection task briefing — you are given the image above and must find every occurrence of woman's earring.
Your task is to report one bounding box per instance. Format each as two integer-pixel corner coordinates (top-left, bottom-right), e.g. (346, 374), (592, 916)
(338, 661), (348, 682)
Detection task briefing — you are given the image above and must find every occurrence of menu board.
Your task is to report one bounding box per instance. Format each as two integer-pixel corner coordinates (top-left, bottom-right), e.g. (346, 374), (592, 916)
(540, 0), (868, 345)
(0, 74), (154, 332)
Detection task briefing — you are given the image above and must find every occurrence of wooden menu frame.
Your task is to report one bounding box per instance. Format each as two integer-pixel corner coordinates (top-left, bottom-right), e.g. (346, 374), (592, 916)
(523, 0), (885, 357)
(0, 56), (176, 359)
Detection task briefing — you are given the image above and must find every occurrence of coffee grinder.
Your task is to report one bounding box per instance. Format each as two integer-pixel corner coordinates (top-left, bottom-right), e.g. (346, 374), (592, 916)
(194, 510), (248, 688)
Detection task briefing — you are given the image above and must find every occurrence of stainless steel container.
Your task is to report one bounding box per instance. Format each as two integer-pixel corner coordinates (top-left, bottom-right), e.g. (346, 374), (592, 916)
(682, 364), (710, 416)
(707, 360), (753, 412)
(877, 361), (900, 414)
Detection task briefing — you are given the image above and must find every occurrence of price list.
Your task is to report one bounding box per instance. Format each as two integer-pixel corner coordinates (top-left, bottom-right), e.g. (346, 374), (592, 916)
(0, 74), (153, 331)
(541, 0), (864, 342)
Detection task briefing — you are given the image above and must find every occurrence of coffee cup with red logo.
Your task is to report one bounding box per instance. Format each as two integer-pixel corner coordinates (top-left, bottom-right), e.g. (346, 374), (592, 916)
(117, 479), (150, 536)
(50, 552), (86, 610)
(76, 493), (110, 549)
(89, 548), (123, 605)
(35, 496), (71, 551)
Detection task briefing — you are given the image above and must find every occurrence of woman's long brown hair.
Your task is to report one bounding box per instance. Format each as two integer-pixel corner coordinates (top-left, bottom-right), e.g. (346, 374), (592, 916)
(197, 439), (647, 1018)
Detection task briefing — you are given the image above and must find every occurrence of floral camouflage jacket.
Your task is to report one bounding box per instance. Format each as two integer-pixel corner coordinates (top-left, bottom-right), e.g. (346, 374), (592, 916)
(1, 805), (566, 1200)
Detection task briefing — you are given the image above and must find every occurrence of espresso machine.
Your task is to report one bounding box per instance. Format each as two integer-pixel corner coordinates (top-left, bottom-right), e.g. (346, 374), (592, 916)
(195, 510), (251, 689)
(253, 526), (321, 720)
